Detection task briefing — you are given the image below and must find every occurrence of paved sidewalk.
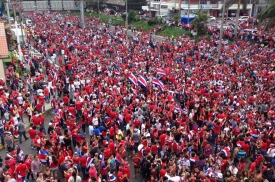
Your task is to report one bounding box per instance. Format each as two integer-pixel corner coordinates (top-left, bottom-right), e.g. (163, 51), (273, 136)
(0, 102), (52, 150)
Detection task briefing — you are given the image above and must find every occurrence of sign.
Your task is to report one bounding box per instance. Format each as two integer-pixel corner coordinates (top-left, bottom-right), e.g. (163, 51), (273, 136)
(0, 8), (2, 17)
(200, 5), (212, 9)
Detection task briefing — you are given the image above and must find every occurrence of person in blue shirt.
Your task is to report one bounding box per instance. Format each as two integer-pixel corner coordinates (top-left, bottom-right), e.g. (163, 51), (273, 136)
(93, 128), (101, 136)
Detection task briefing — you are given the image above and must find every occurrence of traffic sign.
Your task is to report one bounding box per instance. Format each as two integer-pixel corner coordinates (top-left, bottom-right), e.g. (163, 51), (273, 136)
(200, 5), (212, 9)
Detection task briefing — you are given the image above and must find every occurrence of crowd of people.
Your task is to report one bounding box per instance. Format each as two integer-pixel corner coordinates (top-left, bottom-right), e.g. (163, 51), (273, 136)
(0, 10), (275, 182)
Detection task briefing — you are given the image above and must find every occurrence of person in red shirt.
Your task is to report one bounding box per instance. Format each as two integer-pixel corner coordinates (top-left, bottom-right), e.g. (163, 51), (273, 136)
(79, 153), (87, 178)
(28, 126), (37, 149)
(50, 155), (59, 179)
(75, 100), (82, 118)
(132, 154), (141, 177)
(32, 115), (41, 127)
(123, 162), (131, 180)
(63, 95), (69, 105)
(44, 86), (50, 103)
(248, 157), (257, 177)
(117, 166), (124, 182)
(15, 160), (29, 181)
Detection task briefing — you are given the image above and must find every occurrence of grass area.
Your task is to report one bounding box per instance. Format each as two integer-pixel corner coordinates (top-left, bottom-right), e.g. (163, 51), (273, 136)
(156, 25), (192, 38)
(131, 20), (158, 31)
(63, 11), (210, 41)
(71, 11), (124, 25)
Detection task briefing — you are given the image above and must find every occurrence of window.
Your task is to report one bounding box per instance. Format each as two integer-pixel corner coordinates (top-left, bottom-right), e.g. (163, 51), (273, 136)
(161, 5), (168, 9)
(211, 0), (219, 3)
(200, 0), (207, 4)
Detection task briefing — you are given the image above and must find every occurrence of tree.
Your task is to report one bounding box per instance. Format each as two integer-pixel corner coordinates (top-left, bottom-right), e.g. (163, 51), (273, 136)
(222, 0), (248, 40)
(191, 9), (209, 35)
(172, 14), (181, 26)
(257, 0), (275, 30)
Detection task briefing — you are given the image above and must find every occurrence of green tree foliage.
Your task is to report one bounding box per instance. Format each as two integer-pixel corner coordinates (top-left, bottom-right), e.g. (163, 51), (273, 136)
(257, 0), (275, 30)
(121, 10), (137, 24)
(191, 10), (209, 35)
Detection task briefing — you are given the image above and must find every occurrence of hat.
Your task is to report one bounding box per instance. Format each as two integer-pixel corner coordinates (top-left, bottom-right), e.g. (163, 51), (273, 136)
(218, 173), (223, 178)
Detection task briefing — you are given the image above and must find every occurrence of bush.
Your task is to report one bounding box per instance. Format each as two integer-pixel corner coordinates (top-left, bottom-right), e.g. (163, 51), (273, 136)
(148, 18), (158, 26)
(134, 15), (140, 21)
(121, 11), (137, 24)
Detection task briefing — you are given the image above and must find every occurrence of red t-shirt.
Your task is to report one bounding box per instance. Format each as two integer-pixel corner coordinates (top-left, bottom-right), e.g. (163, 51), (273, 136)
(15, 163), (28, 177)
(28, 129), (37, 139)
(214, 123), (222, 134)
(249, 162), (257, 174)
(32, 116), (41, 126)
(79, 156), (87, 167)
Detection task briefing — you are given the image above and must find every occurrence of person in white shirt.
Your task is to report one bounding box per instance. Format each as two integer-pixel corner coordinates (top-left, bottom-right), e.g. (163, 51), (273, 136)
(89, 122), (94, 137)
(228, 163), (238, 176)
(267, 144), (275, 158)
(17, 94), (23, 106)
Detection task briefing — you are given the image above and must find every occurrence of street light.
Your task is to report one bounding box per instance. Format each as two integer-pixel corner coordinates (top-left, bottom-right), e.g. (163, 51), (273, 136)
(125, 0), (128, 41)
(217, 0), (226, 61)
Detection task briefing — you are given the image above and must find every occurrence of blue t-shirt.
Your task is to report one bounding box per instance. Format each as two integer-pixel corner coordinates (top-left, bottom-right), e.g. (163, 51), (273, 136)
(93, 128), (100, 136)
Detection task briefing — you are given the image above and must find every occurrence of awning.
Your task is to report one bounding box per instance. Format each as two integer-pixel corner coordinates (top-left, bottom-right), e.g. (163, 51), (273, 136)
(228, 4), (252, 10)
(2, 52), (11, 63)
(105, 0), (125, 6)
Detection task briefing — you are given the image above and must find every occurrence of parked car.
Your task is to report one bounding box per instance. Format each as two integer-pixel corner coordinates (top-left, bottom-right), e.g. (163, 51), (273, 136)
(207, 16), (216, 22)
(238, 16), (249, 22)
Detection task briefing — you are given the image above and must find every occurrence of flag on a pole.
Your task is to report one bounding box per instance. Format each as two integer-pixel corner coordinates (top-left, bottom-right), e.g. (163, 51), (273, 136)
(138, 75), (147, 88)
(152, 77), (165, 91)
(128, 72), (138, 86)
(156, 68), (166, 76)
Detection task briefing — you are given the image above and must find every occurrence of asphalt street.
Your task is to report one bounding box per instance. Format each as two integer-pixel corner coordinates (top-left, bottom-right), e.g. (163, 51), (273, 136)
(0, 111), (143, 182)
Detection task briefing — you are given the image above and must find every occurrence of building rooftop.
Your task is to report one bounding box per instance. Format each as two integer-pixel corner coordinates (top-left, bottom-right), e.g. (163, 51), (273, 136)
(0, 23), (9, 59)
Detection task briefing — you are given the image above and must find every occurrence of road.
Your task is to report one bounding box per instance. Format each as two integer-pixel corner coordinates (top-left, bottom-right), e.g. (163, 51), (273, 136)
(0, 111), (143, 182)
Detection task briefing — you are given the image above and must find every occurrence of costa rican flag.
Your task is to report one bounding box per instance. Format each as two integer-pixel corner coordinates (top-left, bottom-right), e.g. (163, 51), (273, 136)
(222, 40), (228, 45)
(175, 104), (185, 113)
(138, 75), (147, 87)
(209, 47), (216, 52)
(86, 157), (95, 170)
(233, 44), (240, 52)
(152, 77), (165, 91)
(156, 68), (166, 76)
(38, 149), (48, 165)
(128, 72), (138, 86)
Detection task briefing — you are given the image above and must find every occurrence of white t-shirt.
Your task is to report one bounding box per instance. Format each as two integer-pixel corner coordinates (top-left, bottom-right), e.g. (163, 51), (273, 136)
(17, 96), (23, 105)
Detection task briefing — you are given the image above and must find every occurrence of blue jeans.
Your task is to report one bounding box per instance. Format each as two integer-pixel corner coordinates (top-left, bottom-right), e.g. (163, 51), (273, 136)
(0, 132), (4, 146)
(19, 131), (27, 143)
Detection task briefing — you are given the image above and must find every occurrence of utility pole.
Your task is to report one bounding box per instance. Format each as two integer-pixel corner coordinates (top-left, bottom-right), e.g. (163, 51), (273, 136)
(217, 0), (226, 60)
(187, 0), (190, 24)
(6, 1), (11, 27)
(97, 0), (100, 14)
(125, 0), (128, 41)
(80, 0), (85, 28)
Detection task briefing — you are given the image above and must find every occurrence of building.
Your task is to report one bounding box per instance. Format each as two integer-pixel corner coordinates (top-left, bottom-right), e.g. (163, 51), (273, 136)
(0, 22), (9, 83)
(142, 0), (258, 17)
(106, 0), (147, 10)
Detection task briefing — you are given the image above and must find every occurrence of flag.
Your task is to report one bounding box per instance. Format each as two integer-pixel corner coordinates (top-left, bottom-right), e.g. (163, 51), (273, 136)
(175, 104), (184, 113)
(233, 44), (240, 52)
(128, 72), (138, 86)
(156, 68), (166, 76)
(138, 75), (147, 87)
(86, 157), (94, 170)
(38, 149), (48, 165)
(209, 47), (216, 52)
(152, 77), (165, 91)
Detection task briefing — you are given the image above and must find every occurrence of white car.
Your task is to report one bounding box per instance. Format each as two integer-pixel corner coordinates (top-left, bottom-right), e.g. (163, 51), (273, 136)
(238, 16), (249, 22)
(208, 16), (216, 22)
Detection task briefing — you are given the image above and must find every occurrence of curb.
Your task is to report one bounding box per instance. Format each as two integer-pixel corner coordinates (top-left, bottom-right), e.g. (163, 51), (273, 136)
(0, 107), (53, 151)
